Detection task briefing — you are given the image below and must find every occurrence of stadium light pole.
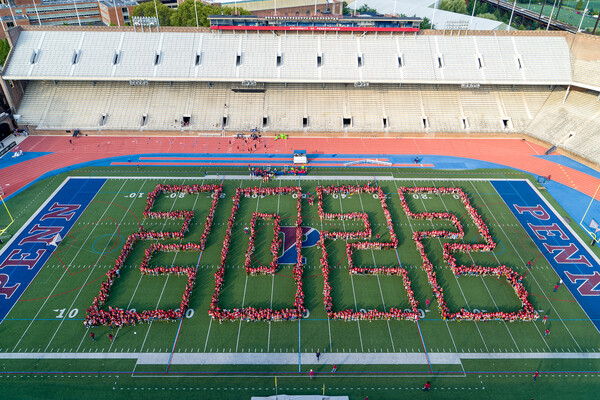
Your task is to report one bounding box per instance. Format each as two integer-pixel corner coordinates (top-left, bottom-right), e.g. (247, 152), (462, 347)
(32, 0), (42, 26)
(6, 1), (17, 27)
(547, 0), (558, 30)
(578, 0), (590, 31)
(73, 0), (82, 26)
(195, 0), (199, 27)
(154, 0), (160, 26)
(394, 0), (397, 15)
(507, 0), (517, 30)
(431, 0), (438, 29)
(112, 0), (121, 27)
(470, 0), (477, 29)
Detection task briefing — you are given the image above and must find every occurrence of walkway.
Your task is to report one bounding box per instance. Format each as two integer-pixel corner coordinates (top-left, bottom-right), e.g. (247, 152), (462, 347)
(1, 136), (599, 200)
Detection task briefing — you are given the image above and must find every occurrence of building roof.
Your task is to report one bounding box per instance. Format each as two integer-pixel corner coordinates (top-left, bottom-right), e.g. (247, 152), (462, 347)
(348, 0), (508, 31)
(215, 0), (331, 12)
(1, 30), (574, 86)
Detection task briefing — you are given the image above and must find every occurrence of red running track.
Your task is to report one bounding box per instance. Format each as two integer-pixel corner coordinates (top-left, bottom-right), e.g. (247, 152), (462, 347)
(1, 136), (598, 199)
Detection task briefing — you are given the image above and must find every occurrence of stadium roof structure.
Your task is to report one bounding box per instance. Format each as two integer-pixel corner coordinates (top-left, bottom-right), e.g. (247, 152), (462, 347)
(1, 29), (575, 86)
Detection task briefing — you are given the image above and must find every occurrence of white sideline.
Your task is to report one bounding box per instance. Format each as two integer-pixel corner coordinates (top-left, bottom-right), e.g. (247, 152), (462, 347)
(1, 352), (600, 365)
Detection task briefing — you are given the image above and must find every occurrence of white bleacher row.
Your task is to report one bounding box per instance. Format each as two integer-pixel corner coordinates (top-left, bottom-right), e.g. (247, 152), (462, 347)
(17, 81), (553, 134)
(3, 30), (573, 85)
(525, 87), (600, 162)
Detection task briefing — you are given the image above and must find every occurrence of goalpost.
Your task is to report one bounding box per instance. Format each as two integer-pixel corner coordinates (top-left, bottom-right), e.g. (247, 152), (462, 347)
(0, 190), (14, 237)
(579, 183), (600, 243)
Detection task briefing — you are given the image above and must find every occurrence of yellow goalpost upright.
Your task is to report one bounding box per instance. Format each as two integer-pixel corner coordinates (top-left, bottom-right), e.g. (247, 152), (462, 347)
(579, 183), (600, 242)
(0, 192), (14, 236)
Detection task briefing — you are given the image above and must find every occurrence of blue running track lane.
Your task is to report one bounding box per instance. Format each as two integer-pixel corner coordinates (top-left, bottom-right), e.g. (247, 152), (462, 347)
(492, 180), (600, 332)
(0, 177), (106, 322)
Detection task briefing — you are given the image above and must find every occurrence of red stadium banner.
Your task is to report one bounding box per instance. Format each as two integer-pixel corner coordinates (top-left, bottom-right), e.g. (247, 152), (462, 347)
(211, 25), (420, 33)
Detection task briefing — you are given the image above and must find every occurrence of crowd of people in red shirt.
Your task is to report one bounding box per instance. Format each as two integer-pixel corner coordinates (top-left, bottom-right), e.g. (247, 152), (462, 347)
(209, 186), (306, 322)
(244, 212), (282, 275)
(143, 183), (222, 250)
(316, 184), (398, 246)
(398, 186), (538, 322)
(84, 184), (222, 327)
(317, 184), (418, 321)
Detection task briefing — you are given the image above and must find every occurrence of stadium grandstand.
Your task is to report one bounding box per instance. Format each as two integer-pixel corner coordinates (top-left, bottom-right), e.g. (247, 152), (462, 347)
(0, 25), (600, 166)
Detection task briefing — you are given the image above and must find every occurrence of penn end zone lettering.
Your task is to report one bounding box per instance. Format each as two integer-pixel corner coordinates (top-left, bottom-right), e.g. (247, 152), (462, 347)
(0, 274), (20, 299)
(565, 271), (600, 296)
(40, 203), (81, 221)
(0, 178), (105, 322)
(492, 180), (600, 330)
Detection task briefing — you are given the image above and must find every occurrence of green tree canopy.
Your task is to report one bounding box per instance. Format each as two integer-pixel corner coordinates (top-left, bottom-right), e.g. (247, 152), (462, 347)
(132, 1), (175, 27)
(439, 0), (468, 15)
(476, 12), (498, 21)
(134, 1), (251, 27)
(0, 38), (11, 66)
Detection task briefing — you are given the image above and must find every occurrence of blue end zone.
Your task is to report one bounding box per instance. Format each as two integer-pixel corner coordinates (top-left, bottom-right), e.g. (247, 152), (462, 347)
(0, 177), (106, 322)
(491, 180), (600, 331)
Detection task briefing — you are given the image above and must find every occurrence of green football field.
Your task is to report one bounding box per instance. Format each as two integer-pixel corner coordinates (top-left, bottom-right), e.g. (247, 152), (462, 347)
(1, 166), (600, 399)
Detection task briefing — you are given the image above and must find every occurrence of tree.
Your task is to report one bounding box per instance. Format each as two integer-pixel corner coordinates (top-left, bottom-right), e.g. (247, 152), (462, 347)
(439, 0), (468, 14)
(0, 39), (10, 66)
(477, 12), (498, 21)
(357, 4), (377, 14)
(155, 1), (251, 27)
(132, 1), (175, 27)
(576, 0), (584, 11)
(421, 16), (433, 29)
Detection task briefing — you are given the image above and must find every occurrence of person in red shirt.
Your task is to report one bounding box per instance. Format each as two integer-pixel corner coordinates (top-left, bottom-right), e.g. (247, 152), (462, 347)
(533, 370), (539, 381)
(543, 315), (548, 324)
(544, 328), (550, 336)
(423, 381), (431, 392)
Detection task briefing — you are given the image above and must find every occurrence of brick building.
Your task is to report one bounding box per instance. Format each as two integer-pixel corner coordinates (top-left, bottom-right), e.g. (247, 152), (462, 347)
(0, 0), (137, 38)
(212, 0), (343, 17)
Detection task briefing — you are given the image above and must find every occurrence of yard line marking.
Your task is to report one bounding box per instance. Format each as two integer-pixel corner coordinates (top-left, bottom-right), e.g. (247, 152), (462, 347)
(355, 181), (395, 353)
(336, 178), (364, 353)
(236, 180), (262, 353)
(11, 179), (120, 352)
(391, 179), (460, 355)
(167, 250), (204, 373)
(46, 179), (141, 352)
(412, 179), (489, 353)
(136, 179), (191, 354)
(267, 180), (282, 352)
(443, 180), (520, 352)
(475, 181), (579, 351)
(316, 179), (334, 354)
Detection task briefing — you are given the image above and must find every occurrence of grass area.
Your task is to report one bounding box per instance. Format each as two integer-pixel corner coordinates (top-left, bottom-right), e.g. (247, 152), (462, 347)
(0, 166), (599, 399)
(518, 0), (600, 30)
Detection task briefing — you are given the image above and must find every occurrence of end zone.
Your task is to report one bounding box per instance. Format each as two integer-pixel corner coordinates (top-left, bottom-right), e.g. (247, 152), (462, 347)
(0, 177), (106, 322)
(491, 180), (600, 331)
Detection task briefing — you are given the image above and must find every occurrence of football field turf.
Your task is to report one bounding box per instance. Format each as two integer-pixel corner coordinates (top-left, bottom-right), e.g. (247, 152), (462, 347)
(0, 167), (599, 399)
